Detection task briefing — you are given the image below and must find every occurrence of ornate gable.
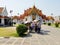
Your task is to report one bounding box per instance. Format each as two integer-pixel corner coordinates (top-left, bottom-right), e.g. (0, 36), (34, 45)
(20, 5), (45, 20)
(28, 5), (43, 16)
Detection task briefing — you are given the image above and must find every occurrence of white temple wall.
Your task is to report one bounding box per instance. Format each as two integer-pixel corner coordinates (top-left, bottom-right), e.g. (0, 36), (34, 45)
(23, 15), (32, 22)
(1, 18), (4, 25)
(27, 15), (32, 22)
(22, 14), (43, 23)
(36, 15), (40, 20)
(13, 19), (18, 23)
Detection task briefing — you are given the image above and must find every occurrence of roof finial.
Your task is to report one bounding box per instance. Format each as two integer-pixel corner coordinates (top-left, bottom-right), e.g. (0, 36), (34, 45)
(33, 2), (35, 8)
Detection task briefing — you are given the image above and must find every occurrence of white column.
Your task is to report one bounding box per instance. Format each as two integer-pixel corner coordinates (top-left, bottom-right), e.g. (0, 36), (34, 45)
(1, 18), (4, 25)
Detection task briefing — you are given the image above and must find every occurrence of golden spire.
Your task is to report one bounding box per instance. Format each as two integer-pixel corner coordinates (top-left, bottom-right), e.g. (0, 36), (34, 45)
(33, 5), (35, 8)
(32, 2), (36, 8)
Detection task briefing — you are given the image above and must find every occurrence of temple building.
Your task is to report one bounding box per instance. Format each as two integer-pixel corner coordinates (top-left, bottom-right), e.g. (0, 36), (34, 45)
(20, 5), (47, 23)
(0, 7), (10, 26)
(54, 16), (60, 23)
(12, 16), (21, 24)
(12, 5), (54, 24)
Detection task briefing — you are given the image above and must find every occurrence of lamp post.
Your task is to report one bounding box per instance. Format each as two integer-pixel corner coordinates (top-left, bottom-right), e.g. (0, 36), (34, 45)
(10, 10), (13, 26)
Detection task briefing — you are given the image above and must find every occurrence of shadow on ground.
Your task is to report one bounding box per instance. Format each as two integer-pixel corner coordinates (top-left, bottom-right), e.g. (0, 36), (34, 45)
(39, 29), (50, 35)
(21, 33), (32, 38)
(17, 29), (50, 38)
(23, 30), (50, 38)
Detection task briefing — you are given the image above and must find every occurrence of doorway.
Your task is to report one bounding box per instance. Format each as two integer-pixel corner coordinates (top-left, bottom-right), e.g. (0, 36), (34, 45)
(32, 15), (36, 21)
(0, 19), (1, 24)
(4, 19), (8, 25)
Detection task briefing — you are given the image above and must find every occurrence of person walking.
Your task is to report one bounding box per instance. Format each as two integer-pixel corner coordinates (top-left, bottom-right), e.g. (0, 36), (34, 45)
(37, 20), (41, 33)
(35, 23), (37, 32)
(29, 21), (35, 32)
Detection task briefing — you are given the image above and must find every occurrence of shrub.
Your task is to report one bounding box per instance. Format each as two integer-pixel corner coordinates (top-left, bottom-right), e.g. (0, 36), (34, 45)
(55, 23), (59, 27)
(58, 22), (60, 24)
(13, 22), (16, 24)
(48, 23), (51, 26)
(43, 22), (46, 24)
(16, 24), (28, 37)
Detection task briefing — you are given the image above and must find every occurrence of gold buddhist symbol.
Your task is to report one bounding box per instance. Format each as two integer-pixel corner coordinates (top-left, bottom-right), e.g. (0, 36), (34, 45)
(32, 12), (36, 20)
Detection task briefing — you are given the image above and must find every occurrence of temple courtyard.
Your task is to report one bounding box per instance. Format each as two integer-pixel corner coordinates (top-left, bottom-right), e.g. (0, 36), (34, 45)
(0, 25), (60, 45)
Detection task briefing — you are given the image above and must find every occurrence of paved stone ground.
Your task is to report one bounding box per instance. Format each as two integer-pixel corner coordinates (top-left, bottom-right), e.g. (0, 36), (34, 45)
(0, 25), (60, 45)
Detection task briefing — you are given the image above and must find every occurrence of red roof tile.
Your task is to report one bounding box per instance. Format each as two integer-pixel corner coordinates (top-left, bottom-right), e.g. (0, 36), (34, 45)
(0, 7), (4, 13)
(12, 16), (20, 19)
(20, 6), (44, 19)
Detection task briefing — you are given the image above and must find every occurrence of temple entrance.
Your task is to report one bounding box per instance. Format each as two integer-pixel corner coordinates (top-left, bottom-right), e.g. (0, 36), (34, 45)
(32, 15), (36, 20)
(32, 12), (36, 21)
(0, 19), (1, 24)
(4, 19), (8, 25)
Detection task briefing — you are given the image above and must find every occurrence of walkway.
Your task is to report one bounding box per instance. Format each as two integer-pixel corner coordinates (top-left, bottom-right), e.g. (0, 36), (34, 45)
(0, 25), (60, 45)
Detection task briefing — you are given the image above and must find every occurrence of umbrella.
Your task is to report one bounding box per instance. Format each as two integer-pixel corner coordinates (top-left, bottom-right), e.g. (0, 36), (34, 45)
(24, 21), (28, 24)
(34, 20), (38, 22)
(24, 21), (30, 24)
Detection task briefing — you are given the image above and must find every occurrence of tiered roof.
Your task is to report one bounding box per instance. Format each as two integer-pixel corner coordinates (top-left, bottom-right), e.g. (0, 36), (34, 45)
(46, 16), (54, 20)
(12, 5), (54, 20)
(20, 5), (45, 19)
(0, 7), (9, 18)
(12, 16), (20, 20)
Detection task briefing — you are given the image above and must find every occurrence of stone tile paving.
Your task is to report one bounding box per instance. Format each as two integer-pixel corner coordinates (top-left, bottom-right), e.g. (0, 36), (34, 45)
(0, 25), (60, 45)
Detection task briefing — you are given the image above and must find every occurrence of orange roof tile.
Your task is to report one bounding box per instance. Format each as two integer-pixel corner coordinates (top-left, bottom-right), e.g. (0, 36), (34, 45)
(20, 5), (44, 19)
(42, 15), (46, 19)
(0, 16), (9, 18)
(0, 16), (3, 18)
(46, 16), (54, 20)
(0, 7), (4, 13)
(3, 16), (9, 18)
(12, 16), (20, 19)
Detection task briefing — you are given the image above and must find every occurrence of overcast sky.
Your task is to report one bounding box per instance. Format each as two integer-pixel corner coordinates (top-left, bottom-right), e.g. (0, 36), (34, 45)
(0, 0), (60, 16)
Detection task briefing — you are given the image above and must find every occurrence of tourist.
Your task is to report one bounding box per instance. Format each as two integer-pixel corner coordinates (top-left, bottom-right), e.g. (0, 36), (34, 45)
(35, 22), (38, 32)
(37, 20), (41, 33)
(33, 20), (37, 32)
(29, 22), (32, 32)
(29, 21), (35, 32)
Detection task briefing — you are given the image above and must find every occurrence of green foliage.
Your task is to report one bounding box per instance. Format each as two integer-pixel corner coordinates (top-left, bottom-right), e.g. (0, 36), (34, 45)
(55, 23), (59, 27)
(43, 22), (46, 24)
(13, 22), (16, 24)
(0, 27), (18, 37)
(48, 23), (51, 26)
(16, 24), (28, 37)
(58, 22), (60, 24)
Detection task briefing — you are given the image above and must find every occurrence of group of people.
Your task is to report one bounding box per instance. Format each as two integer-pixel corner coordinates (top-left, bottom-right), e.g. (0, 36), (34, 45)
(25, 20), (42, 33)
